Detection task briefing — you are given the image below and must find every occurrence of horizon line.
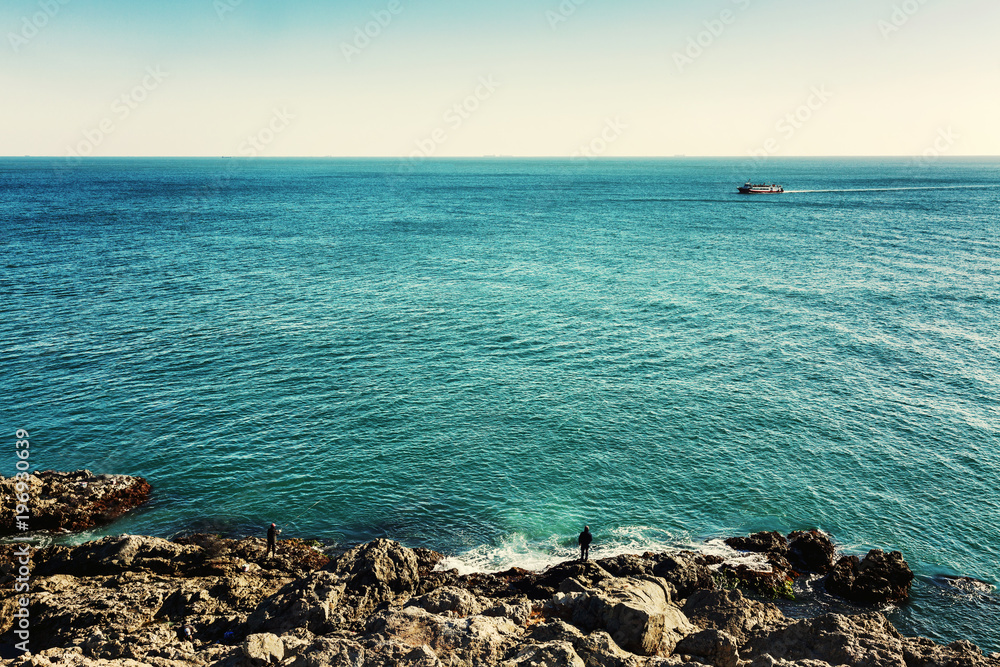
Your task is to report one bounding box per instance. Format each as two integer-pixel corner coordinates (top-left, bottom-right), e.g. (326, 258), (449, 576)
(4, 155), (1000, 160)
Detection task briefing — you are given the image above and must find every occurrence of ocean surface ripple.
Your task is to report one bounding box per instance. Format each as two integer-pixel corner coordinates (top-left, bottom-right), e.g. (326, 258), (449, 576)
(1, 157), (998, 650)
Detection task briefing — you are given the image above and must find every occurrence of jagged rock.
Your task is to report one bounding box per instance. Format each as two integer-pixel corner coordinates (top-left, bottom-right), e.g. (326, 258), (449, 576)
(725, 532), (788, 554)
(741, 612), (906, 667)
(501, 641), (586, 667)
(901, 636), (998, 667)
(748, 658), (839, 667)
(824, 549), (913, 605)
(33, 534), (201, 577)
(682, 588), (786, 646)
(0, 470), (151, 535)
(3, 532), (996, 667)
(405, 585), (485, 617)
(482, 598), (533, 626)
(246, 571), (345, 635)
(787, 531), (836, 574)
(332, 539), (420, 595)
(367, 606), (521, 666)
(242, 633), (285, 665)
(596, 553), (657, 578)
(551, 576), (695, 656)
(520, 560), (615, 600)
(287, 637), (368, 667)
(651, 554), (716, 599)
(674, 628), (740, 667)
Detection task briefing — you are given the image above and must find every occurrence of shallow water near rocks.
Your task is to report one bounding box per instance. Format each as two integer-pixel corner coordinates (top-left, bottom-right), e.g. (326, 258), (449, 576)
(1, 157), (998, 651)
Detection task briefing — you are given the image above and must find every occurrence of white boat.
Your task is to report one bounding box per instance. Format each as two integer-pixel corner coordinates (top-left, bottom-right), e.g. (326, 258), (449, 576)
(738, 182), (784, 194)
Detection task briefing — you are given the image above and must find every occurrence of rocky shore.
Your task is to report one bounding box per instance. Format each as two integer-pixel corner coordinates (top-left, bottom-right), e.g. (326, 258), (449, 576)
(3, 530), (998, 667)
(1, 471), (151, 536)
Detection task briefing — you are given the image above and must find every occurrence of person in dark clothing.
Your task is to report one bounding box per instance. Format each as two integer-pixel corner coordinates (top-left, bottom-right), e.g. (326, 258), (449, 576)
(578, 525), (593, 561)
(176, 622), (195, 642)
(266, 523), (280, 558)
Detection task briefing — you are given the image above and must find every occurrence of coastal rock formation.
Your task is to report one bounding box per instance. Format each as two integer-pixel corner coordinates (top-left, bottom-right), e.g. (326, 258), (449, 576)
(824, 549), (914, 605)
(0, 470), (151, 535)
(722, 530), (912, 604)
(3, 534), (998, 667)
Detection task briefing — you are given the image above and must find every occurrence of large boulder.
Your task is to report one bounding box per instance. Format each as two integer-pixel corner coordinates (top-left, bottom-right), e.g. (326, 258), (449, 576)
(681, 588), (786, 647)
(242, 633), (285, 665)
(367, 606), (521, 667)
(332, 539), (420, 595)
(551, 576), (696, 656)
(824, 549), (913, 605)
(519, 560), (614, 600)
(405, 586), (486, 617)
(245, 571), (345, 635)
(741, 612), (907, 667)
(501, 641), (585, 667)
(674, 628), (740, 667)
(651, 554), (716, 599)
(725, 532), (788, 554)
(902, 636), (998, 667)
(786, 531), (836, 574)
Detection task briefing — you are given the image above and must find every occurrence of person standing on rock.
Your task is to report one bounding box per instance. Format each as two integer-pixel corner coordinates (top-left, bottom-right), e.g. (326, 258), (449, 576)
(579, 525), (593, 561)
(266, 522), (280, 559)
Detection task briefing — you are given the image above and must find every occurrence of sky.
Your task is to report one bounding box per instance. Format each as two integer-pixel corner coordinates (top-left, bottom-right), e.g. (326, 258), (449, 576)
(1, 0), (998, 157)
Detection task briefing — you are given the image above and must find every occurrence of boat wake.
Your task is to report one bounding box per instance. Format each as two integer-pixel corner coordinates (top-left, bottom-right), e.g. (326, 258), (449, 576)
(783, 185), (992, 193)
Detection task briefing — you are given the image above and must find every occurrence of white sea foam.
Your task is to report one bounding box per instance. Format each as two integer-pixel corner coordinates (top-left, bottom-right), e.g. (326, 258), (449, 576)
(434, 525), (770, 575)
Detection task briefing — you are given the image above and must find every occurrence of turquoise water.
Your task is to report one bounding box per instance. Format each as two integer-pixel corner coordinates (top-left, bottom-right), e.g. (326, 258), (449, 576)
(1, 157), (998, 650)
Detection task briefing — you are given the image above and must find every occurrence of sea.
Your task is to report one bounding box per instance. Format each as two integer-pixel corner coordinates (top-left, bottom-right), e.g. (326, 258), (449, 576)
(1, 156), (998, 651)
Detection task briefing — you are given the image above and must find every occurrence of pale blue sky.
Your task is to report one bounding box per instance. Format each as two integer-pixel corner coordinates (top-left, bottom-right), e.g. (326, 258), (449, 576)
(2, 0), (997, 156)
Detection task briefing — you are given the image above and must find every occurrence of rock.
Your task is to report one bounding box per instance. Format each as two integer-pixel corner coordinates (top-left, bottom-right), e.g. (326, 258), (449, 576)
(287, 636), (369, 667)
(725, 531), (788, 555)
(502, 641), (586, 667)
(741, 612), (907, 667)
(246, 571), (345, 635)
(33, 534), (201, 577)
(0, 470), (151, 536)
(787, 531), (836, 574)
(242, 633), (285, 665)
(332, 539), (420, 595)
(674, 628), (740, 667)
(520, 560), (614, 600)
(596, 553), (656, 578)
(367, 606), (521, 666)
(824, 549), (914, 605)
(482, 598), (533, 626)
(682, 588), (786, 646)
(720, 531), (797, 597)
(551, 576), (695, 656)
(651, 554), (716, 599)
(405, 586), (485, 617)
(902, 636), (997, 667)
